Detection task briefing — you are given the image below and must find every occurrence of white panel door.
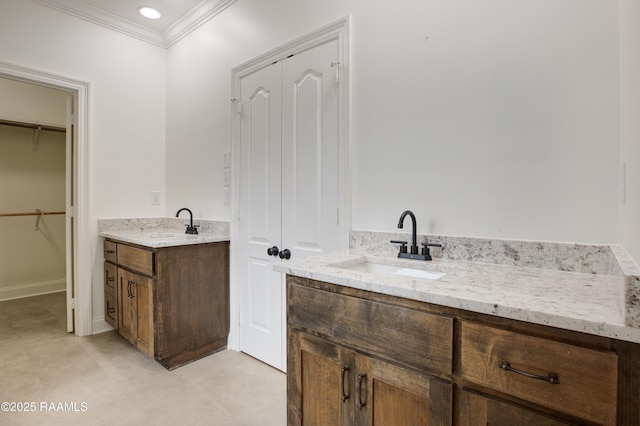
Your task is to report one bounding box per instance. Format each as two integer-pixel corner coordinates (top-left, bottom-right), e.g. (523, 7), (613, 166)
(281, 39), (341, 261)
(237, 62), (283, 369)
(238, 38), (342, 371)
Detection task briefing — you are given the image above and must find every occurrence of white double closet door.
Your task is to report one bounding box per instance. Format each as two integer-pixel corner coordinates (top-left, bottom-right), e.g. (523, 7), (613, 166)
(237, 39), (343, 371)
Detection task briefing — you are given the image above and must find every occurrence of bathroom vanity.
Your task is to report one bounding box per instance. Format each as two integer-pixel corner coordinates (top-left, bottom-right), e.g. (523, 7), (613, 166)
(101, 222), (230, 370)
(280, 252), (640, 425)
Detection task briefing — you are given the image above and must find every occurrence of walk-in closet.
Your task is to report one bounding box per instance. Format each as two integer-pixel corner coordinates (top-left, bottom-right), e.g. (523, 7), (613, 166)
(0, 77), (68, 330)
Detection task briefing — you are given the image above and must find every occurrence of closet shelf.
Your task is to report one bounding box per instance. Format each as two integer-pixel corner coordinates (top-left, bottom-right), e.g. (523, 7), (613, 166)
(0, 211), (65, 217)
(0, 118), (65, 133)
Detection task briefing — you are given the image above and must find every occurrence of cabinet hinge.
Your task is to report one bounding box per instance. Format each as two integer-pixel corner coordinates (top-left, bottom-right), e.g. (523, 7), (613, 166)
(331, 61), (341, 84)
(230, 98), (242, 115)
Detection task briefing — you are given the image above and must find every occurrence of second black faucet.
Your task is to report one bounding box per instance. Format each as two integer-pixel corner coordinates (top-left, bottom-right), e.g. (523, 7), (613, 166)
(176, 208), (199, 235)
(391, 210), (441, 261)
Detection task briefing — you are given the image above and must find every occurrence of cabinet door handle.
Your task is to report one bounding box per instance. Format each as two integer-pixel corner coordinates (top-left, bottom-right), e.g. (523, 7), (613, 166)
(357, 373), (367, 409)
(267, 246), (279, 256)
(107, 276), (115, 282)
(499, 361), (560, 384)
(340, 366), (350, 402)
(128, 280), (136, 299)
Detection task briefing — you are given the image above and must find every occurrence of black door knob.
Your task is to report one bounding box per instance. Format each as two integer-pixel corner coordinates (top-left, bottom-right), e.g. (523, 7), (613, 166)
(278, 249), (291, 260)
(267, 246), (279, 256)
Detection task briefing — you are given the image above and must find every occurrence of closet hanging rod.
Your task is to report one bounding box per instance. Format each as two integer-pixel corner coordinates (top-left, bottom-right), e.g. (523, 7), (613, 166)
(0, 118), (66, 133)
(0, 211), (65, 217)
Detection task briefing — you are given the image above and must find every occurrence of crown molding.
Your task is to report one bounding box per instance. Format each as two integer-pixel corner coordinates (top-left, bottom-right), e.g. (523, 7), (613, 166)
(164, 0), (237, 48)
(30, 0), (166, 47)
(29, 0), (237, 49)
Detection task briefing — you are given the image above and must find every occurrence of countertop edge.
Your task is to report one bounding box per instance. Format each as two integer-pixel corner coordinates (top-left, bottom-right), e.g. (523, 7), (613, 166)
(276, 253), (640, 345)
(100, 230), (230, 248)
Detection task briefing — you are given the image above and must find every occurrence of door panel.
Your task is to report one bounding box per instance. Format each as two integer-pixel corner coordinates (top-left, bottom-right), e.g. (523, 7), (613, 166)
(238, 62), (283, 369)
(282, 40), (341, 258)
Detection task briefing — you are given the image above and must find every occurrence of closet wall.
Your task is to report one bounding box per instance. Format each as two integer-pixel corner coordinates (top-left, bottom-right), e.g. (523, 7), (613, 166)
(0, 77), (67, 301)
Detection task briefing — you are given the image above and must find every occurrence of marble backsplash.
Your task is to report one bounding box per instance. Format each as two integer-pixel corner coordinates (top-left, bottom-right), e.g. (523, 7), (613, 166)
(98, 217), (230, 237)
(350, 230), (640, 327)
(350, 230), (617, 274)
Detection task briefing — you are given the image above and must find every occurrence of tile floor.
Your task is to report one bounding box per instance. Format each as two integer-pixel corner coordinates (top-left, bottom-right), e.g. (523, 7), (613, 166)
(0, 292), (287, 425)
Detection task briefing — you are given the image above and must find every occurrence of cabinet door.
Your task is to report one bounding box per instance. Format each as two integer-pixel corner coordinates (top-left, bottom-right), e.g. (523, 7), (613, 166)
(355, 354), (452, 426)
(118, 268), (135, 344)
(288, 330), (452, 426)
(457, 390), (571, 426)
(117, 268), (154, 357)
(132, 272), (154, 357)
(288, 330), (355, 425)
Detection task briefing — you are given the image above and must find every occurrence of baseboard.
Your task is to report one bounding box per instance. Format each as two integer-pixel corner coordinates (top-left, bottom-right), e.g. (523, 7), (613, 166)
(0, 279), (65, 302)
(92, 317), (114, 335)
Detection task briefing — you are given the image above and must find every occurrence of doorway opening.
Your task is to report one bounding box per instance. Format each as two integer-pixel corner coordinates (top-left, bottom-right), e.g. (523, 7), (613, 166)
(0, 62), (91, 336)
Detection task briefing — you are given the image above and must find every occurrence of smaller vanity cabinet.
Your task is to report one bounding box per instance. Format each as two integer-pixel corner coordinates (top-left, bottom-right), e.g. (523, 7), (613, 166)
(287, 277), (454, 425)
(103, 239), (230, 369)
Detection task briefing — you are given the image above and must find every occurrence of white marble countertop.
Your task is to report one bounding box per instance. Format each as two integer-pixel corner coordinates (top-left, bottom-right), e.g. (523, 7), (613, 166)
(99, 229), (230, 248)
(275, 250), (640, 344)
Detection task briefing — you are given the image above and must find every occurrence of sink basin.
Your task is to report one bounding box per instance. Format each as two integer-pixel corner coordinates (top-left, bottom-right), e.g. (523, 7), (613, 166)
(336, 260), (446, 281)
(147, 232), (181, 239)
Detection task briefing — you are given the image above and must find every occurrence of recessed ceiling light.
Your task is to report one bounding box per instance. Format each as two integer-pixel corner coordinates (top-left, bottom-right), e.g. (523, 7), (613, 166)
(138, 6), (162, 20)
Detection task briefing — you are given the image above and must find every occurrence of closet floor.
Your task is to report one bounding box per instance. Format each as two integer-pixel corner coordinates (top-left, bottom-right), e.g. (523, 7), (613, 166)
(0, 292), (286, 425)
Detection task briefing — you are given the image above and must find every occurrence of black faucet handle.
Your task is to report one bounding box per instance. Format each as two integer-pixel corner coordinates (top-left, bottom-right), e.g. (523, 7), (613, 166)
(422, 242), (442, 248)
(390, 240), (408, 254)
(420, 241), (442, 258)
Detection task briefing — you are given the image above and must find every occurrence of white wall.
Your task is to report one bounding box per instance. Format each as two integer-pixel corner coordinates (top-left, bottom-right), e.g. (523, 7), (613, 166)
(166, 0), (620, 246)
(0, 1), (167, 328)
(619, 0), (640, 264)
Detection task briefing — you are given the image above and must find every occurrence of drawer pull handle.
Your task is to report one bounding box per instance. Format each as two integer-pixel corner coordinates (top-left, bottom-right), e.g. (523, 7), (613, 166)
(499, 361), (560, 384)
(127, 280), (136, 299)
(104, 250), (115, 254)
(107, 276), (115, 282)
(357, 372), (367, 410)
(340, 366), (350, 402)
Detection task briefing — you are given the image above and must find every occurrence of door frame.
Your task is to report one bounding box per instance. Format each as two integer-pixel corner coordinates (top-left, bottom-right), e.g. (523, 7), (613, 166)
(0, 61), (92, 336)
(229, 16), (351, 351)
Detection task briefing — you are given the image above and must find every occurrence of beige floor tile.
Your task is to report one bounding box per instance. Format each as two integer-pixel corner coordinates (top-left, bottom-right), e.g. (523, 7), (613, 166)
(0, 292), (287, 425)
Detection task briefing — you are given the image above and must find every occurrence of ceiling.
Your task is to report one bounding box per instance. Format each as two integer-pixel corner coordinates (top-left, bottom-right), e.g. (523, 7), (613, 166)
(33, 0), (236, 48)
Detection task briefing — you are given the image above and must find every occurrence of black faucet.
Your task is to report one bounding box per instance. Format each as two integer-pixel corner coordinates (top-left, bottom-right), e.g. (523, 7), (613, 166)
(176, 208), (198, 234)
(391, 210), (441, 261)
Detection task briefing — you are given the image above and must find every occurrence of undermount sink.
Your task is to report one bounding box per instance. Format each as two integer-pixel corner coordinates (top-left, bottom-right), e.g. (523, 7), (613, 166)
(147, 232), (181, 239)
(335, 259), (446, 281)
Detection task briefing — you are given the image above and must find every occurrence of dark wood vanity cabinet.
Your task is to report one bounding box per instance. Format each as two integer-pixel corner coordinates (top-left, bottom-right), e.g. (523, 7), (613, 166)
(287, 276), (640, 426)
(103, 239), (230, 369)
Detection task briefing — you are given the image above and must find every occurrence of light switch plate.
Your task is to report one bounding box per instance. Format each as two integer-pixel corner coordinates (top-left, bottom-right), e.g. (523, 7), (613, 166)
(151, 191), (160, 205)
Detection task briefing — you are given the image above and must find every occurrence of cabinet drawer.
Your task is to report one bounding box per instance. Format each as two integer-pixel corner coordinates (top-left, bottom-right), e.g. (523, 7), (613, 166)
(105, 289), (117, 328)
(104, 262), (117, 291)
(459, 321), (618, 425)
(288, 281), (453, 375)
(104, 240), (117, 263)
(117, 243), (154, 276)
(457, 390), (570, 426)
